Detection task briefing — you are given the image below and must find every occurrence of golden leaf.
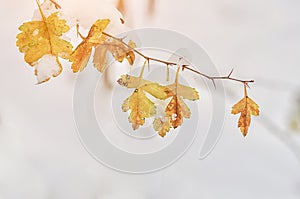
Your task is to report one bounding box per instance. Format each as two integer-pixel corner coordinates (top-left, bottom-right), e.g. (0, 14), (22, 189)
(163, 67), (199, 129)
(70, 19), (110, 72)
(118, 66), (199, 136)
(153, 117), (171, 137)
(93, 43), (108, 72)
(93, 39), (136, 72)
(167, 83), (199, 101)
(231, 85), (259, 136)
(122, 89), (156, 130)
(16, 0), (73, 83)
(165, 95), (192, 129)
(118, 74), (169, 100)
(118, 72), (170, 130)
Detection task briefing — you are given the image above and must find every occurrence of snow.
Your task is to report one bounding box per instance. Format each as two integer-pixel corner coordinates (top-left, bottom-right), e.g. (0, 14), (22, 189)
(34, 54), (61, 84)
(1, 0), (300, 198)
(59, 0), (125, 34)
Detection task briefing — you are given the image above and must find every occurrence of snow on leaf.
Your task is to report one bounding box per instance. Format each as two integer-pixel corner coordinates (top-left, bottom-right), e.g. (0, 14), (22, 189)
(118, 74), (170, 130)
(231, 85), (259, 137)
(70, 19), (110, 72)
(34, 54), (62, 84)
(32, 0), (60, 20)
(16, 0), (73, 83)
(93, 38), (136, 72)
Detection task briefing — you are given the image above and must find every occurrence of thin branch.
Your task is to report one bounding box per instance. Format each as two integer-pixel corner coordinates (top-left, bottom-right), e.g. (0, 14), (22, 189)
(49, 0), (61, 9)
(102, 32), (254, 86)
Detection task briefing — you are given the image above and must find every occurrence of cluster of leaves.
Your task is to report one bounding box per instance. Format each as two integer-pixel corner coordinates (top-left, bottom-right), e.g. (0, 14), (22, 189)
(16, 0), (260, 137)
(118, 66), (199, 137)
(16, 0), (135, 83)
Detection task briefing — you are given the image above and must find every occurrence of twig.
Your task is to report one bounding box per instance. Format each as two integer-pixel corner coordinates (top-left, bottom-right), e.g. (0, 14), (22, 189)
(102, 32), (254, 86)
(49, 0), (61, 9)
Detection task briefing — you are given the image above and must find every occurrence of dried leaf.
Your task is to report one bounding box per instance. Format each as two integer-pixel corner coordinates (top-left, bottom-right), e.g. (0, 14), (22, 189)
(93, 44), (108, 72)
(165, 95), (193, 129)
(153, 117), (171, 137)
(93, 39), (136, 72)
(70, 19), (110, 72)
(118, 67), (199, 136)
(231, 86), (259, 136)
(118, 74), (169, 99)
(122, 89), (156, 130)
(16, 0), (72, 83)
(118, 74), (170, 130)
(163, 68), (199, 129)
(167, 83), (199, 101)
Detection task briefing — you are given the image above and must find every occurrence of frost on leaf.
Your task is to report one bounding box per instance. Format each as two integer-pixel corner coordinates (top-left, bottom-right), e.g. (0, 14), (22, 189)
(231, 84), (259, 137)
(70, 19), (110, 72)
(118, 74), (170, 130)
(16, 0), (73, 83)
(93, 38), (136, 72)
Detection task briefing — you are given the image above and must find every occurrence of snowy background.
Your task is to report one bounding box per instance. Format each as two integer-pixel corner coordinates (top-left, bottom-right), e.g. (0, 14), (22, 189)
(1, 0), (300, 198)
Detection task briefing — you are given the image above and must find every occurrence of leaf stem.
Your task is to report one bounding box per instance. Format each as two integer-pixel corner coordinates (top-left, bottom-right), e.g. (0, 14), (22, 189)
(76, 24), (86, 40)
(49, 0), (61, 9)
(244, 83), (248, 97)
(139, 60), (147, 78)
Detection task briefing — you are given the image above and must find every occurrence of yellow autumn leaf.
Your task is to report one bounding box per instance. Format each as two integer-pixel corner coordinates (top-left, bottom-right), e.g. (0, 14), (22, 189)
(70, 19), (110, 72)
(122, 89), (156, 130)
(231, 85), (259, 136)
(110, 40), (136, 64)
(153, 117), (171, 137)
(118, 74), (170, 100)
(165, 95), (192, 129)
(118, 72), (171, 130)
(163, 67), (199, 130)
(167, 83), (199, 101)
(93, 43), (108, 72)
(93, 39), (136, 72)
(16, 0), (72, 83)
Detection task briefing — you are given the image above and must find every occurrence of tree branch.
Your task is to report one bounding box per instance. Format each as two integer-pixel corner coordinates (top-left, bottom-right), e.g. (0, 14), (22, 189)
(102, 32), (254, 87)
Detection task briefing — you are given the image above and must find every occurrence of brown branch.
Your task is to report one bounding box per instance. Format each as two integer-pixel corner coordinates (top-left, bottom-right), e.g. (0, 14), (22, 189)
(102, 32), (254, 86)
(49, 0), (61, 9)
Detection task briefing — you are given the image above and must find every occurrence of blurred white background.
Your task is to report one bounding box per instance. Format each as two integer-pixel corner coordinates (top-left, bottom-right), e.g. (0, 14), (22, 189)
(1, 0), (300, 198)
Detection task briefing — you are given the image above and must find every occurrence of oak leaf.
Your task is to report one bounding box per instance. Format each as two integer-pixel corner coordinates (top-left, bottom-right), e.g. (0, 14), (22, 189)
(232, 91), (259, 136)
(70, 19), (110, 72)
(16, 0), (73, 83)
